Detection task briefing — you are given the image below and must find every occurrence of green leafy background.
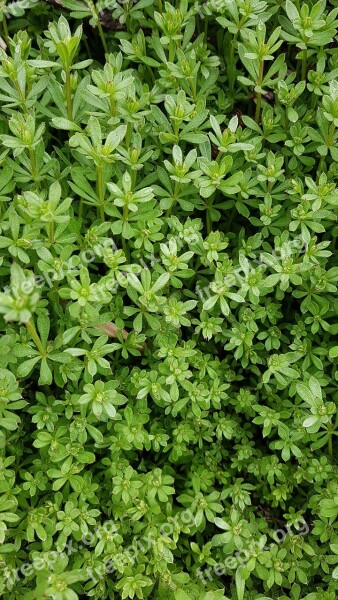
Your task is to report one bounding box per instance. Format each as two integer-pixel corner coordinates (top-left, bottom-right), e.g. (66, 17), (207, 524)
(0, 1), (337, 599)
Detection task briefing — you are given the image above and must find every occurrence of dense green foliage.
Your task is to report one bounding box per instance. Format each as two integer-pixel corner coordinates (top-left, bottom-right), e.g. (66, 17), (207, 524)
(0, 1), (338, 599)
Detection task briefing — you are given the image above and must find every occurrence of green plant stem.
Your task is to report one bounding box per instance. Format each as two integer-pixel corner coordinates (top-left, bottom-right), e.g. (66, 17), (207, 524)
(204, 16), (209, 42)
(2, 14), (9, 48)
(318, 155), (325, 177)
(65, 68), (72, 121)
(110, 97), (116, 117)
(165, 182), (180, 218)
(122, 236), (130, 262)
(122, 205), (130, 261)
(206, 195), (215, 235)
(190, 78), (197, 103)
(96, 163), (105, 221)
(255, 60), (264, 123)
(26, 320), (46, 356)
(29, 147), (37, 182)
(228, 33), (238, 94)
(327, 422), (334, 461)
(126, 122), (132, 147)
(123, 204), (129, 223)
(301, 49), (307, 80)
(131, 169), (137, 190)
(87, 0), (108, 55)
(48, 222), (54, 244)
(169, 38), (175, 62)
(97, 19), (108, 55)
(158, 0), (163, 12)
(15, 80), (27, 113)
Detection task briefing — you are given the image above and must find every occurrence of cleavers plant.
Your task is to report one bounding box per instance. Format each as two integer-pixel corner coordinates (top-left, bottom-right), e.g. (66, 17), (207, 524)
(0, 1), (337, 600)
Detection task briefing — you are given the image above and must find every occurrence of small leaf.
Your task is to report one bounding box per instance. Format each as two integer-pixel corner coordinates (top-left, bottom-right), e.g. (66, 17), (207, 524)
(51, 118), (81, 131)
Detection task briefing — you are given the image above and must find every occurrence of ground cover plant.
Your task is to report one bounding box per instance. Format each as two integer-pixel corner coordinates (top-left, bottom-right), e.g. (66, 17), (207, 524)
(0, 0), (338, 598)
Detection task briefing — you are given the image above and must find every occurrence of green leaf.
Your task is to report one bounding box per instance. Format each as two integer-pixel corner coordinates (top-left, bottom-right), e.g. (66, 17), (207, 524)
(329, 346), (338, 359)
(51, 118), (81, 131)
(17, 357), (40, 379)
